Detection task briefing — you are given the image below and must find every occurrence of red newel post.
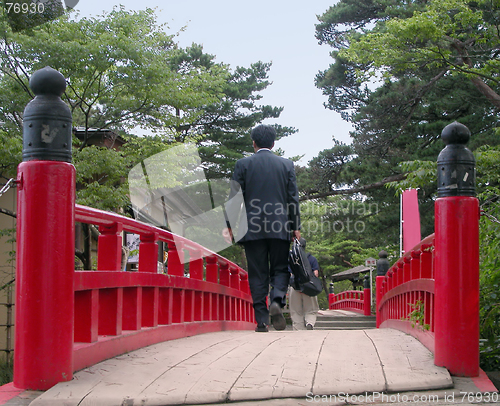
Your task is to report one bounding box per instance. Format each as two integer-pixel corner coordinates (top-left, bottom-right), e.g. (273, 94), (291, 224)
(375, 250), (389, 327)
(434, 122), (479, 377)
(328, 283), (335, 309)
(363, 275), (371, 316)
(15, 67), (75, 390)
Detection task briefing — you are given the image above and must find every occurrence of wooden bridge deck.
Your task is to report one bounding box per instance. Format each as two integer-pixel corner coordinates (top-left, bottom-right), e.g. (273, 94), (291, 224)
(29, 327), (453, 406)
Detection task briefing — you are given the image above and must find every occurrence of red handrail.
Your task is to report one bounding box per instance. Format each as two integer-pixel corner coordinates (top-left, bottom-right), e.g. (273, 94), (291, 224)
(329, 290), (365, 314)
(72, 204), (254, 372)
(376, 234), (435, 352)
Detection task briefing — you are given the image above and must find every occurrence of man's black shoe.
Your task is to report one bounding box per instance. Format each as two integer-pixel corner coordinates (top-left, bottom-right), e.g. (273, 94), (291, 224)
(269, 301), (286, 331)
(255, 323), (269, 332)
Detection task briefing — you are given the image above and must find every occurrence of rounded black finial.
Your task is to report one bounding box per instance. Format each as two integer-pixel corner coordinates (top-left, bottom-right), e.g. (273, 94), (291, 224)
(363, 275), (370, 289)
(441, 121), (471, 145)
(376, 251), (390, 276)
(437, 122), (475, 197)
(29, 66), (66, 97)
(22, 67), (72, 162)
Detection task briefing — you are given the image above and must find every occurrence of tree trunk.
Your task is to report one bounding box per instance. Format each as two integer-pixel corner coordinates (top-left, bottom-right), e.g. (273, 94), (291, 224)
(450, 37), (500, 110)
(470, 77), (500, 110)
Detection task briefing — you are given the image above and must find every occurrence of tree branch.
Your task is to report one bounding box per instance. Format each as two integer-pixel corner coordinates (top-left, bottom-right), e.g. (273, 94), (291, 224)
(446, 37), (500, 109)
(0, 207), (16, 218)
(299, 173), (407, 201)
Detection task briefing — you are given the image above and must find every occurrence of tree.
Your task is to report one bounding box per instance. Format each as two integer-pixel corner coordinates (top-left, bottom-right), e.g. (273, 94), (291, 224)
(316, 0), (500, 118)
(298, 198), (388, 307)
(0, 6), (295, 275)
(0, 7), (227, 213)
(307, 0), (500, 250)
(164, 44), (297, 179)
(0, 8), (293, 211)
(0, 7), (226, 145)
(340, 0), (500, 110)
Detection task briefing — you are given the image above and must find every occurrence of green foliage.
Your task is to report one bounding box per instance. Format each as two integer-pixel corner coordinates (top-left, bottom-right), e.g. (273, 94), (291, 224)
(0, 356), (12, 386)
(386, 161), (436, 194)
(337, 0), (500, 100)
(0, 7), (291, 212)
(480, 338), (500, 371)
(476, 147), (500, 363)
(404, 300), (431, 331)
(314, 2), (500, 355)
(298, 198), (395, 304)
(0, 227), (15, 265)
(73, 145), (129, 210)
(167, 46), (296, 178)
(0, 130), (21, 179)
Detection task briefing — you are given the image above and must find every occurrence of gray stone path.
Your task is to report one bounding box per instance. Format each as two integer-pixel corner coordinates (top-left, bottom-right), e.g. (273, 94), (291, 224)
(28, 328), (453, 406)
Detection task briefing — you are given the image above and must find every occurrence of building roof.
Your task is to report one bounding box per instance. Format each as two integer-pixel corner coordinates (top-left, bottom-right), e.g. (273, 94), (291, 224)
(73, 127), (127, 150)
(331, 265), (371, 282)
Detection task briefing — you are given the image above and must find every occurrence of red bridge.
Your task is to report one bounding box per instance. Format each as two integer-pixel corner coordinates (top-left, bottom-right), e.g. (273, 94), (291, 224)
(0, 67), (497, 405)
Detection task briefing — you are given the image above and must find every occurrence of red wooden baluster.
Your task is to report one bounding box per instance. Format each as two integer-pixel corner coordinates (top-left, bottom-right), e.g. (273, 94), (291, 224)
(142, 287), (159, 327)
(219, 262), (230, 320)
(139, 232), (159, 273)
(240, 272), (250, 295)
(230, 267), (240, 291)
(189, 249), (203, 280)
(206, 255), (218, 283)
(376, 276), (384, 327)
(98, 287), (123, 336)
(74, 289), (99, 342)
(167, 240), (184, 276)
(98, 223), (123, 271)
(420, 244), (433, 279)
(122, 287), (142, 330)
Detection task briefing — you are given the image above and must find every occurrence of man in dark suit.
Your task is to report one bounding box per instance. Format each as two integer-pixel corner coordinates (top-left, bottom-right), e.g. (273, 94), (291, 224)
(225, 124), (301, 332)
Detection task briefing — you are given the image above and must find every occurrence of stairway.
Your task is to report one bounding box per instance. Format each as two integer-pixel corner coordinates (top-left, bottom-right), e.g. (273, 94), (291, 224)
(314, 312), (376, 330)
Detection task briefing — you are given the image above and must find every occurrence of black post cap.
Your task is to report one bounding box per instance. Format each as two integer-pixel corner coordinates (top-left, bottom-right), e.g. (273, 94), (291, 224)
(437, 122), (475, 197)
(29, 66), (67, 97)
(363, 275), (370, 289)
(376, 250), (390, 276)
(22, 67), (72, 163)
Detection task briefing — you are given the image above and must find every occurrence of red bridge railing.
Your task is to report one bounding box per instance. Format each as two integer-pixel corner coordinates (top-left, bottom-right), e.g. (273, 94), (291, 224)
(72, 205), (254, 372)
(376, 234), (435, 351)
(14, 67), (255, 391)
(12, 68), (484, 391)
(376, 193), (480, 378)
(16, 193), (254, 391)
(328, 288), (371, 316)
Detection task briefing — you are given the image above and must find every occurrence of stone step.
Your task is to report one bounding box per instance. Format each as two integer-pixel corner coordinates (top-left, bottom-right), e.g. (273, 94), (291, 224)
(317, 315), (376, 322)
(314, 326), (376, 330)
(314, 314), (377, 330)
(315, 321), (376, 329)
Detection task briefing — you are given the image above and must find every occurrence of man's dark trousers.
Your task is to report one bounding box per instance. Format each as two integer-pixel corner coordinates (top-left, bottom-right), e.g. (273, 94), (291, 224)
(243, 238), (290, 325)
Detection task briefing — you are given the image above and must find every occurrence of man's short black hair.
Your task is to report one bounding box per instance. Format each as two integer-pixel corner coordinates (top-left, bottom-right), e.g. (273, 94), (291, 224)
(251, 124), (276, 149)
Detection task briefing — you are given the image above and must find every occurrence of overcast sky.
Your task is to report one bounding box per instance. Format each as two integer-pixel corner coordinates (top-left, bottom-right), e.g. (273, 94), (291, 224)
(72, 0), (353, 165)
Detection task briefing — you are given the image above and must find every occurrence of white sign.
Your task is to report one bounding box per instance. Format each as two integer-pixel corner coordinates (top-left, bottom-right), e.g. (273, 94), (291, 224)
(365, 257), (376, 267)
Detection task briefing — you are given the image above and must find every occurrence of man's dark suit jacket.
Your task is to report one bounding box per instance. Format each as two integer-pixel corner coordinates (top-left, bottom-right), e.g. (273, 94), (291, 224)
(229, 149), (300, 242)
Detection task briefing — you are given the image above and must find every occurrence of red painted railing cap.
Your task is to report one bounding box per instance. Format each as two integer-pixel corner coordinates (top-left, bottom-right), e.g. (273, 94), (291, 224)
(411, 250), (421, 258)
(99, 223), (123, 234)
(140, 232), (159, 243)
